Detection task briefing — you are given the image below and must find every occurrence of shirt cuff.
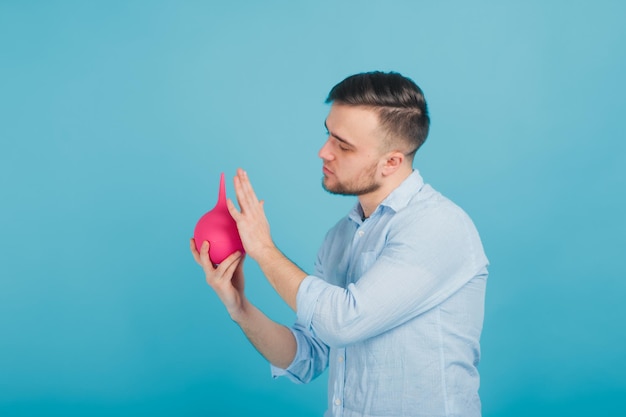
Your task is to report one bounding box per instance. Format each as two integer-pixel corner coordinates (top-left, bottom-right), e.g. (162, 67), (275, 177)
(269, 323), (314, 383)
(296, 274), (329, 330)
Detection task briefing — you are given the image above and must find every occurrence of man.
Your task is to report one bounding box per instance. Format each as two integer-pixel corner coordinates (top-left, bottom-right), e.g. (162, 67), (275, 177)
(191, 71), (489, 417)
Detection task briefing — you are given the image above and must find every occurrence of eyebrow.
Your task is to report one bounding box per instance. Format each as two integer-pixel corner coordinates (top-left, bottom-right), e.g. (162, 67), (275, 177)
(324, 120), (355, 148)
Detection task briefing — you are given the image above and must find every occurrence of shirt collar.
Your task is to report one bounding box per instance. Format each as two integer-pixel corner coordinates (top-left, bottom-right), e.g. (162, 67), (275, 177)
(348, 170), (425, 224)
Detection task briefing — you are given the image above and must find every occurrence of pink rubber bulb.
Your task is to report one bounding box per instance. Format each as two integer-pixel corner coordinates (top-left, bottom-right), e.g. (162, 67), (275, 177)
(193, 172), (245, 264)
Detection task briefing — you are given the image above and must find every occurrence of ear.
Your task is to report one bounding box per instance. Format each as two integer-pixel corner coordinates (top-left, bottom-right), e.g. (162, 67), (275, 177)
(380, 151), (405, 177)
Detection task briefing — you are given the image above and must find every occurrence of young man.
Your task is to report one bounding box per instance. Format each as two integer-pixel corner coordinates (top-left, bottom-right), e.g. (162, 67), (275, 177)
(191, 71), (489, 417)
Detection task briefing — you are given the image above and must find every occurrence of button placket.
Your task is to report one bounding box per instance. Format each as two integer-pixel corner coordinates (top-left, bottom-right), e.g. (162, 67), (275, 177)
(332, 347), (346, 416)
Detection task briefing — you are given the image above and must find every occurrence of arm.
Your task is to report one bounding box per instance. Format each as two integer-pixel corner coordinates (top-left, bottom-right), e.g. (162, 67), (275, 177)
(190, 239), (296, 369)
(296, 206), (488, 347)
(233, 299), (297, 369)
(226, 169), (487, 348)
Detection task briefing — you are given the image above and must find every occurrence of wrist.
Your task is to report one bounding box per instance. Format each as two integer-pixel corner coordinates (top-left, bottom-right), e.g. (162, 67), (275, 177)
(249, 242), (279, 264)
(229, 297), (251, 324)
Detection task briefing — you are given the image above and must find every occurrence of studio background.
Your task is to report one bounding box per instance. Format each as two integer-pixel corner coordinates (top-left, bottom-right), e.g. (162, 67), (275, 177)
(1, 1), (624, 416)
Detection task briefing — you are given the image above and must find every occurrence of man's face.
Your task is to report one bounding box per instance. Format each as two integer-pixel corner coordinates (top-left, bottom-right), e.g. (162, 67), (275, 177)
(319, 104), (386, 196)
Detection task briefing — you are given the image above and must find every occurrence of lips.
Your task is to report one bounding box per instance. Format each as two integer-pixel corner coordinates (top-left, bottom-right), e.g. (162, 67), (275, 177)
(323, 166), (333, 175)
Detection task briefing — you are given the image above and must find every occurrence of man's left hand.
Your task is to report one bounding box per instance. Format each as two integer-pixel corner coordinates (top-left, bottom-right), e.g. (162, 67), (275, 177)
(227, 168), (276, 261)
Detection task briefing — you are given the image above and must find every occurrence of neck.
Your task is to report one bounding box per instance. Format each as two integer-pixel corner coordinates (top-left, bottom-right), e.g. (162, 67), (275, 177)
(358, 168), (413, 218)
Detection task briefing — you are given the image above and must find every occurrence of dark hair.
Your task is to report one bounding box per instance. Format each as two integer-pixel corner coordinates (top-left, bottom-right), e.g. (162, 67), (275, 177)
(325, 71), (430, 157)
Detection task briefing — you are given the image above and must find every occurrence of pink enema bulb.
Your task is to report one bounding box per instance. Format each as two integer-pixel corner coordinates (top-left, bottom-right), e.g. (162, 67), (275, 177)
(193, 173), (245, 264)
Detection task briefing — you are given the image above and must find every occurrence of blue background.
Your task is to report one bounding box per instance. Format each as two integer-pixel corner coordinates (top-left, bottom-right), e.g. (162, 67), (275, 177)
(1, 1), (625, 416)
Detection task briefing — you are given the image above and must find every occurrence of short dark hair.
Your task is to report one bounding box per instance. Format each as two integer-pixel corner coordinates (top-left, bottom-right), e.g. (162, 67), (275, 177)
(325, 71), (430, 157)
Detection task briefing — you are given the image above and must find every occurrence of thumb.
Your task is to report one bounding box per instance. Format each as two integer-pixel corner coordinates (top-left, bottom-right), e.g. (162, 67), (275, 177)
(226, 198), (241, 220)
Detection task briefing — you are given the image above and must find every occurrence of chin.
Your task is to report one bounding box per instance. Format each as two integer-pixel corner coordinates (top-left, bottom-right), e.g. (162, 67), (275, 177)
(322, 178), (351, 196)
(321, 177), (337, 193)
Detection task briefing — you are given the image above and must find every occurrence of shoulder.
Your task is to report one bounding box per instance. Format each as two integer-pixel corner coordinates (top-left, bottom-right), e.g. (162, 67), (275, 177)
(391, 184), (483, 244)
(399, 184), (471, 223)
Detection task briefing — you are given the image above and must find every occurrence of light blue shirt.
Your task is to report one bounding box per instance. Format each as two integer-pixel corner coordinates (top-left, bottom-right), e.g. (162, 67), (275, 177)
(272, 170), (489, 417)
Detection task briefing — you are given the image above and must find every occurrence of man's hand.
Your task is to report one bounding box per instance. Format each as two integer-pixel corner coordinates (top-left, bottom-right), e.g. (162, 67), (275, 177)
(227, 168), (276, 260)
(225, 168), (307, 311)
(190, 238), (246, 319)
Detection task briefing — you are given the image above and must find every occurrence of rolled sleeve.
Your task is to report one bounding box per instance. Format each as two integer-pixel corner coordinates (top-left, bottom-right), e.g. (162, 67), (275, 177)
(270, 319), (329, 384)
(270, 259), (332, 384)
(270, 325), (307, 382)
(295, 274), (329, 328)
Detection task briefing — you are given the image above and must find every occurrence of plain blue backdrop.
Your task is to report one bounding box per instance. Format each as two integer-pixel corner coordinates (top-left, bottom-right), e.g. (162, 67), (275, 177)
(1, 1), (625, 416)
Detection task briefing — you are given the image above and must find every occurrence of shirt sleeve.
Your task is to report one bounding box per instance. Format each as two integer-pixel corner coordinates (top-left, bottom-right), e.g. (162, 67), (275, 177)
(270, 311), (330, 384)
(296, 204), (488, 348)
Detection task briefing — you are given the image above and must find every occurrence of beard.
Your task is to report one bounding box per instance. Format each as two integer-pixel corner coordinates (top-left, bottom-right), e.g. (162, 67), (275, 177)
(322, 161), (381, 196)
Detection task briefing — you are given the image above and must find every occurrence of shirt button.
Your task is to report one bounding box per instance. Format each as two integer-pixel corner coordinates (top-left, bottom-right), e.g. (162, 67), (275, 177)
(334, 399), (341, 406)
(338, 356), (344, 362)
(358, 230), (364, 237)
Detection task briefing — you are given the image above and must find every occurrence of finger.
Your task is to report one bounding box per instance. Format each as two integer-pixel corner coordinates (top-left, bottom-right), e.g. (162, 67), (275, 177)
(235, 169), (260, 209)
(221, 252), (242, 280)
(199, 241), (216, 270)
(217, 250), (242, 270)
(233, 174), (247, 211)
(226, 198), (242, 222)
(190, 238), (201, 263)
(214, 251), (242, 279)
(234, 254), (246, 273)
(241, 170), (260, 205)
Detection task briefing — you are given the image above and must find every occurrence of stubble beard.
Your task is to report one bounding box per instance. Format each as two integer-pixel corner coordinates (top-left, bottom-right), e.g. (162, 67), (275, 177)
(321, 162), (381, 196)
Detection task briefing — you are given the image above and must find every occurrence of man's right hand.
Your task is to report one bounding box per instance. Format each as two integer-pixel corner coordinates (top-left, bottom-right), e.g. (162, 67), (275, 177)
(190, 238), (298, 369)
(190, 238), (245, 319)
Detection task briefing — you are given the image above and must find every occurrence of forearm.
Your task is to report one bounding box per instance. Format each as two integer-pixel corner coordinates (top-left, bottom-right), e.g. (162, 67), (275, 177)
(254, 246), (308, 311)
(232, 298), (297, 369)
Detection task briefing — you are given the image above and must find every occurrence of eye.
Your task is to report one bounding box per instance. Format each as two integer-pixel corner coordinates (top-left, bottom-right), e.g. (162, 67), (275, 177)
(325, 130), (352, 152)
(331, 137), (351, 151)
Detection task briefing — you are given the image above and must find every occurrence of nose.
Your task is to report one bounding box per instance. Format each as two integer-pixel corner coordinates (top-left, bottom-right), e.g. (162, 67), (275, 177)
(318, 138), (333, 161)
